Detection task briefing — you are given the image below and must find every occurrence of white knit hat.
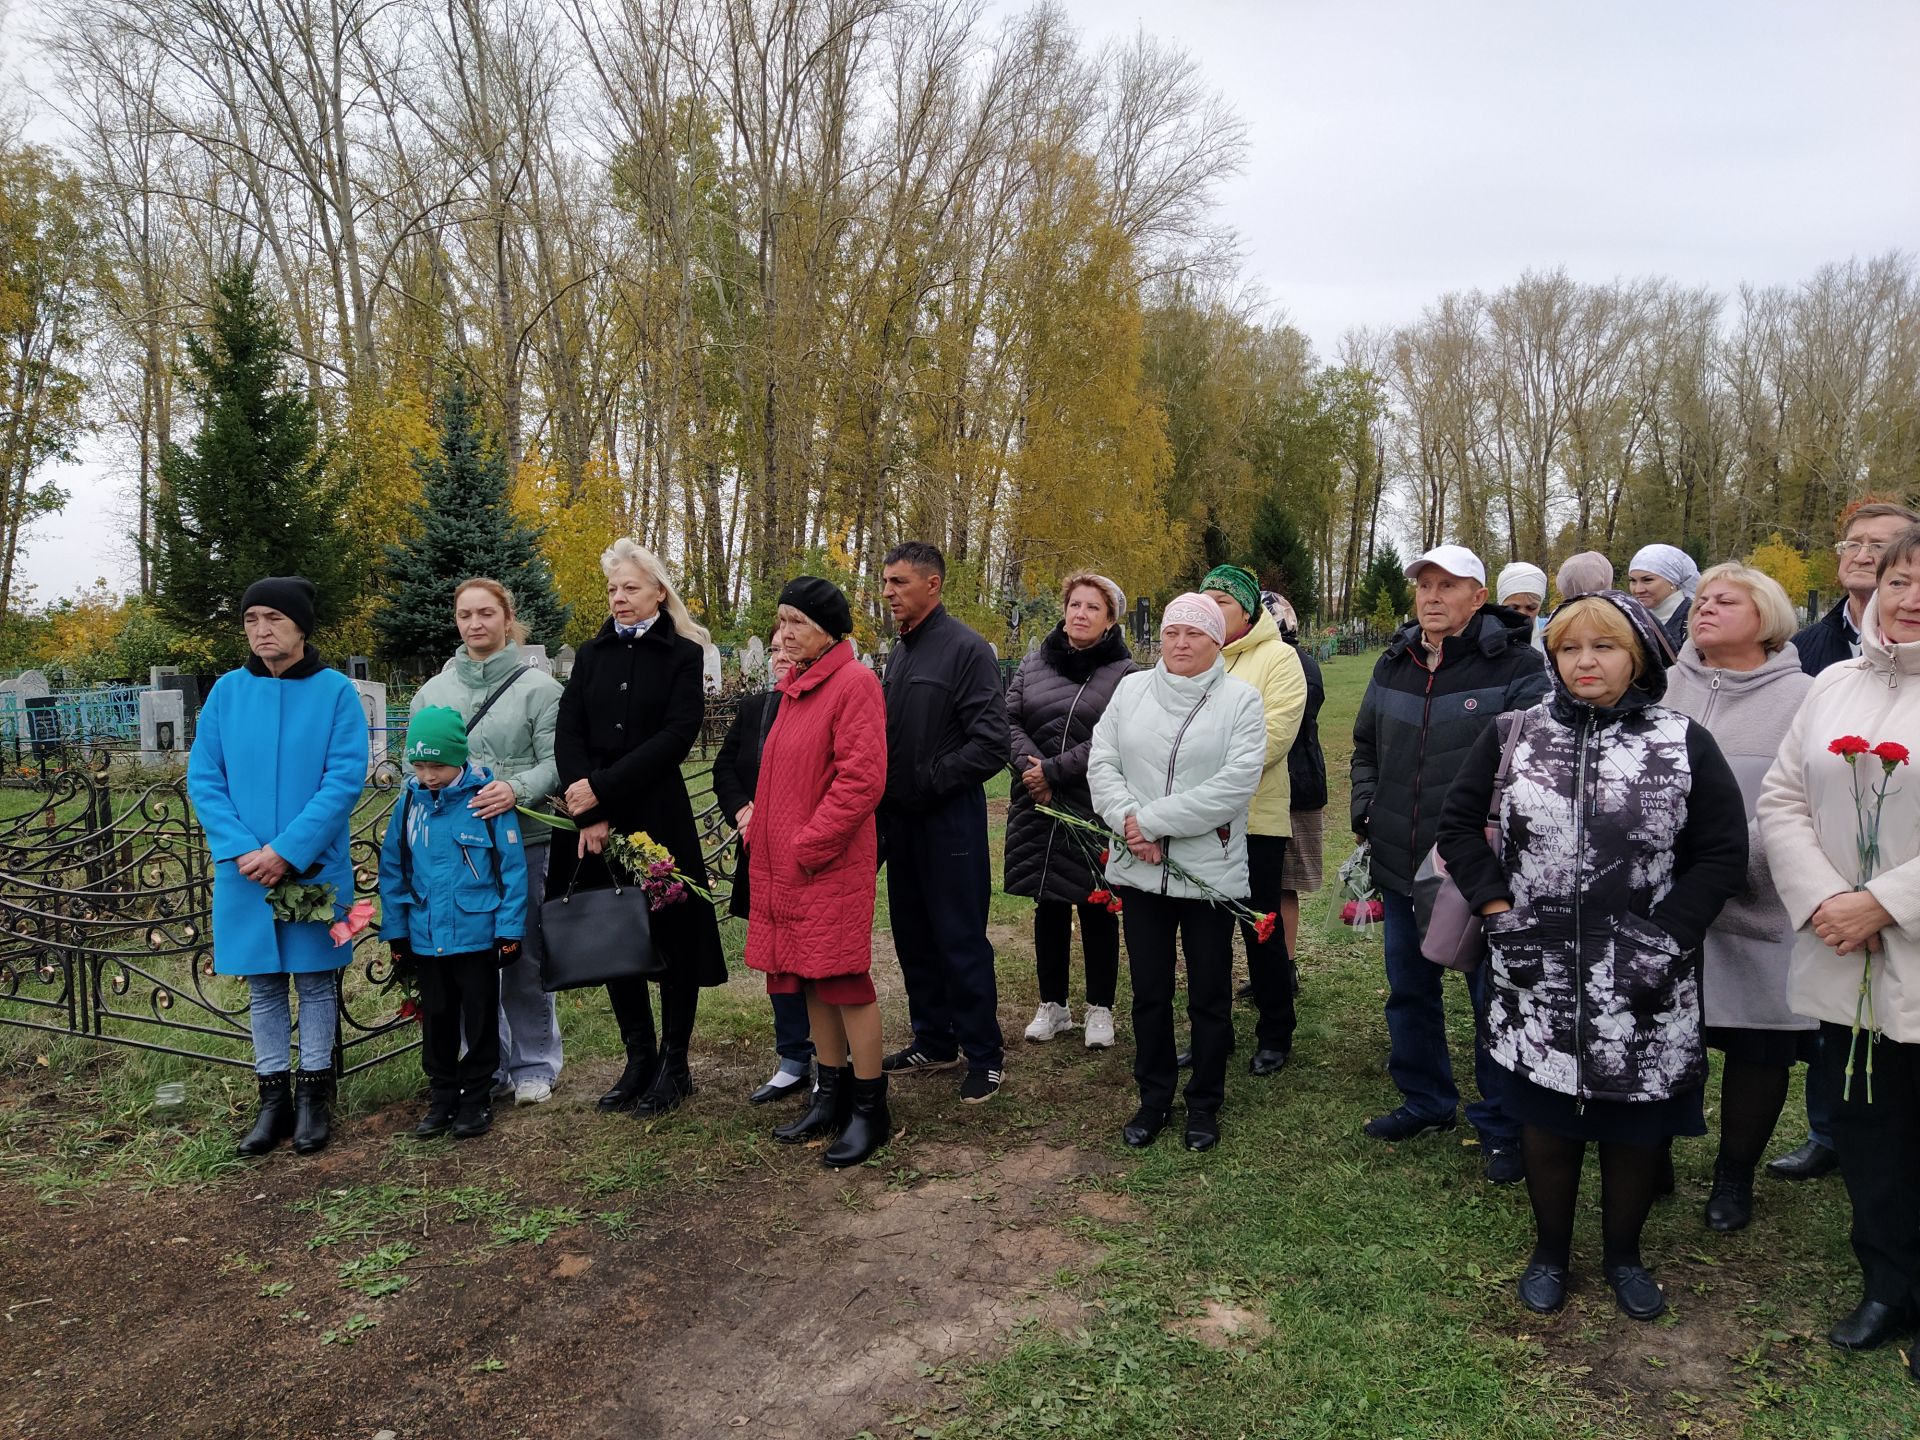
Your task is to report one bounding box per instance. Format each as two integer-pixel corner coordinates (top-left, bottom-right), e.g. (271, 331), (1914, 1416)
(1161, 592), (1225, 647)
(1496, 562), (1548, 605)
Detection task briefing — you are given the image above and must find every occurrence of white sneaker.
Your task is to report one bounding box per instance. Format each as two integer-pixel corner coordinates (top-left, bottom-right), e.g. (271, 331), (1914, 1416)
(1084, 1005), (1115, 1050)
(513, 1078), (554, 1106)
(1024, 1001), (1075, 1042)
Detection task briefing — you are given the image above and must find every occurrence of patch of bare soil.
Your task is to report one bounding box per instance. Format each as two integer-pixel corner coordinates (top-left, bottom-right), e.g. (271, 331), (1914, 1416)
(0, 1084), (1120, 1440)
(1167, 1300), (1273, 1353)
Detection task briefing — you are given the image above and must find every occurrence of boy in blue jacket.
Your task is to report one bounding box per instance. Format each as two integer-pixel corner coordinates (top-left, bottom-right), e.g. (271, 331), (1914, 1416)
(380, 706), (529, 1139)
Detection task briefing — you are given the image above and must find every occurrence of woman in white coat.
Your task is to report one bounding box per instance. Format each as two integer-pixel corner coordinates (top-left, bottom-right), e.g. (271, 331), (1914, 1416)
(1088, 593), (1266, 1153)
(1759, 526), (1920, 1374)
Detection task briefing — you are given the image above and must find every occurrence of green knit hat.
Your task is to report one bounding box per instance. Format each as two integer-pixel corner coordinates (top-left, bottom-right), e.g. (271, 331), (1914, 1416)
(405, 706), (469, 766)
(1200, 564), (1261, 622)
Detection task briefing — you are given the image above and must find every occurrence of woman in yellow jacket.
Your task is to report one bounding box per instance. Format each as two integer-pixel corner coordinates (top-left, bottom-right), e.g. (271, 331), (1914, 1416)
(1202, 564), (1308, 1074)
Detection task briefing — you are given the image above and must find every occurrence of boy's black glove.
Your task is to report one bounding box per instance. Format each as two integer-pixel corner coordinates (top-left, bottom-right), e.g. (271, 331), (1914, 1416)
(495, 938), (523, 969)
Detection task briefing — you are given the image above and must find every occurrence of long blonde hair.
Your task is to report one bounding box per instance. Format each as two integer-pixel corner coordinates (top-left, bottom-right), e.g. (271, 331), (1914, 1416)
(599, 538), (712, 648)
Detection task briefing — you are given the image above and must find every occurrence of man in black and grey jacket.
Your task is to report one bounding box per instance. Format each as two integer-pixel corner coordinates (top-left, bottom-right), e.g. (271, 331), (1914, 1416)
(1350, 544), (1550, 1180)
(878, 541), (1011, 1103)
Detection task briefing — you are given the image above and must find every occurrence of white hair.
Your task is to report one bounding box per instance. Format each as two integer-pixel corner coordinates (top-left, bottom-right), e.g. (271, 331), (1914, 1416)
(600, 538), (713, 648)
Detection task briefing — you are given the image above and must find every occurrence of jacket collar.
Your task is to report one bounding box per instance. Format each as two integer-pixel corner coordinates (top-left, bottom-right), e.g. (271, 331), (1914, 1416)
(897, 603), (947, 644)
(1223, 607), (1280, 658)
(1042, 622), (1131, 681)
(1859, 595), (1920, 680)
(1385, 606), (1531, 665)
(245, 645), (327, 680)
(1672, 638), (1807, 696)
(450, 642), (525, 688)
(594, 610), (676, 646)
(409, 761), (487, 803)
(780, 638), (854, 697)
(1148, 653), (1226, 710)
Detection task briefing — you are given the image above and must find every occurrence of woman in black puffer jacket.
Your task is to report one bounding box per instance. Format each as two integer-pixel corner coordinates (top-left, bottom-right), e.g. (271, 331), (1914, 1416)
(1005, 572), (1137, 1050)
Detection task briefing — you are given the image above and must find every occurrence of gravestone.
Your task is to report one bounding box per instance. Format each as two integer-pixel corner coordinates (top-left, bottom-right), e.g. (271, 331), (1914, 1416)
(348, 655), (372, 681)
(149, 665), (179, 690)
(521, 643), (553, 676)
(158, 671), (201, 716)
(555, 645), (576, 681)
(138, 688), (187, 768)
(12, 670), (50, 700)
(701, 646), (723, 695)
(353, 678), (389, 774)
(741, 635), (766, 680)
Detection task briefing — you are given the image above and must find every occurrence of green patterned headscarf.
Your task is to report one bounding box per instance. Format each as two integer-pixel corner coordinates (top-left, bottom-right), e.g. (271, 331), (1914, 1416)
(1200, 564), (1261, 623)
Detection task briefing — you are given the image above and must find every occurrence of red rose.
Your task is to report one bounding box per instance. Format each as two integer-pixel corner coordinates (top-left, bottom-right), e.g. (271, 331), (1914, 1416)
(1829, 736), (1872, 757)
(1873, 741), (1910, 767)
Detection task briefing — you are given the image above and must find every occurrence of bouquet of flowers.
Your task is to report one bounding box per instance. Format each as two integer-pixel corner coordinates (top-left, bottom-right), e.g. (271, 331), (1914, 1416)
(1036, 803), (1279, 939)
(1333, 842), (1383, 937)
(523, 804), (713, 912)
(1827, 734), (1910, 1101)
(265, 878), (376, 948)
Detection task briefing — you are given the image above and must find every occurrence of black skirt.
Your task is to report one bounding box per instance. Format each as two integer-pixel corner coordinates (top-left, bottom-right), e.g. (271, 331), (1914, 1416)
(1505, 1068), (1706, 1144)
(1704, 1024), (1803, 1068)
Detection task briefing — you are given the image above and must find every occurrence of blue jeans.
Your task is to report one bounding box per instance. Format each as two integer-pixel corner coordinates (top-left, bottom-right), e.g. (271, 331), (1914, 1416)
(1380, 888), (1515, 1143)
(247, 972), (339, 1075)
(771, 989), (815, 1069)
(494, 843), (564, 1086)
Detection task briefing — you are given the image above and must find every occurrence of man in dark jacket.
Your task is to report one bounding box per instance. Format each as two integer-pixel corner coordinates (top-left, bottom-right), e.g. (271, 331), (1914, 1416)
(879, 541), (1012, 1102)
(1770, 500), (1920, 1181)
(1350, 544), (1550, 1180)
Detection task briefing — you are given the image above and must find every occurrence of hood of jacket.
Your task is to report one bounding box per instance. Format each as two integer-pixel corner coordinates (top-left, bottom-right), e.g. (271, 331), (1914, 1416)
(1859, 593), (1920, 679)
(1544, 589), (1672, 718)
(1384, 604), (1535, 665)
(1669, 638), (1809, 705)
(1040, 622), (1132, 682)
(407, 761), (490, 805)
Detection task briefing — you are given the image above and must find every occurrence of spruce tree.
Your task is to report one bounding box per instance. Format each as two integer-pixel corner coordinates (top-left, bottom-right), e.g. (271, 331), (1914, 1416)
(1246, 490), (1317, 619)
(1352, 546), (1413, 625)
(152, 263), (356, 661)
(375, 376), (569, 660)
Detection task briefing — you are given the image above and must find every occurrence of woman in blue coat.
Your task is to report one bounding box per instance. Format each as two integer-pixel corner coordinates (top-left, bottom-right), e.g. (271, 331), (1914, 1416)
(186, 578), (369, 1157)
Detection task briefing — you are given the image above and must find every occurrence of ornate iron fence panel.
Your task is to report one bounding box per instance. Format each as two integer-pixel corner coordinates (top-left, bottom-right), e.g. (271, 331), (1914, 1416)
(0, 753), (739, 1072)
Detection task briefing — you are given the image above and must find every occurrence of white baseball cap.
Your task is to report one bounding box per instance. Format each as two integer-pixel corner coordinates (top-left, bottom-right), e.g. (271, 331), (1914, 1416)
(1403, 544), (1487, 585)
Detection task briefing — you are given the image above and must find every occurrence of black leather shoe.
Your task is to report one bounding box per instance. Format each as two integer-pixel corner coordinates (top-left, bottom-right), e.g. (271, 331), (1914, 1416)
(597, 1053), (656, 1112)
(774, 1066), (849, 1144)
(749, 1068), (811, 1105)
(1184, 1112), (1220, 1152)
(1248, 1048), (1289, 1076)
(1362, 1106), (1457, 1142)
(1122, 1106), (1169, 1148)
(1605, 1264), (1666, 1321)
(412, 1092), (458, 1138)
(1517, 1262), (1569, 1314)
(1828, 1298), (1917, 1351)
(1705, 1166), (1754, 1232)
(1766, 1139), (1839, 1180)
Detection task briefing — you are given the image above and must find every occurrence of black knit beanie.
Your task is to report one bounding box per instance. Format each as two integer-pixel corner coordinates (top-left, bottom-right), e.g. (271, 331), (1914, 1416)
(777, 576), (852, 641)
(240, 576), (318, 636)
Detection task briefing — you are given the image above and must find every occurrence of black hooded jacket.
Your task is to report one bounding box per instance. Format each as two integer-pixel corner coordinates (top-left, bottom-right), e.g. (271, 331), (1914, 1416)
(1350, 605), (1550, 895)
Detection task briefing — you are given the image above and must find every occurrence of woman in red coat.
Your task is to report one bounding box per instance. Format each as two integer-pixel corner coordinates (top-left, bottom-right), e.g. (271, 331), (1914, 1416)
(747, 577), (891, 1167)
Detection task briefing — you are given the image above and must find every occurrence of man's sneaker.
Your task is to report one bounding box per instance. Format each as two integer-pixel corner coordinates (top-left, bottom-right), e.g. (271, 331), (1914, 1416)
(513, 1078), (554, 1106)
(1024, 1001), (1075, 1042)
(1362, 1105), (1458, 1142)
(959, 1068), (1003, 1104)
(1084, 1005), (1116, 1049)
(882, 1045), (962, 1074)
(1483, 1142), (1525, 1185)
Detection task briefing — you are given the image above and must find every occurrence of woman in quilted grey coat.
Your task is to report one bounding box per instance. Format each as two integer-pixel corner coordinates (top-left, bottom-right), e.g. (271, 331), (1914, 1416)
(1005, 572), (1136, 1050)
(1438, 591), (1746, 1323)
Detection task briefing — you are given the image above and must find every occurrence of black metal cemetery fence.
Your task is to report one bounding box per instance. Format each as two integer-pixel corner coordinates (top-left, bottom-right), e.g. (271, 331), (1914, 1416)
(0, 749), (739, 1074)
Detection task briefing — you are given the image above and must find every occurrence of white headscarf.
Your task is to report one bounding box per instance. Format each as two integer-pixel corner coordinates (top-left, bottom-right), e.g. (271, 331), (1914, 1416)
(1496, 562), (1548, 605)
(1629, 544), (1700, 597)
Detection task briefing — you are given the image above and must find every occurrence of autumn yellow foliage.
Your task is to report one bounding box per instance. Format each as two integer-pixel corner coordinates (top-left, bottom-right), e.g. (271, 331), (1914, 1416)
(515, 451), (633, 646)
(1745, 534), (1811, 603)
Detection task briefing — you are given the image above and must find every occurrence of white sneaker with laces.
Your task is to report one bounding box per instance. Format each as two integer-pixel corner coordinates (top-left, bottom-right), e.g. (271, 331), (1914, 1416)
(1024, 1001), (1075, 1042)
(1083, 1005), (1115, 1049)
(513, 1078), (554, 1106)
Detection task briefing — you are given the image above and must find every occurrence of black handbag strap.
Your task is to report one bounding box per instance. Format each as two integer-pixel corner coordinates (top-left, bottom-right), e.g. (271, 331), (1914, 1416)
(466, 663), (531, 735)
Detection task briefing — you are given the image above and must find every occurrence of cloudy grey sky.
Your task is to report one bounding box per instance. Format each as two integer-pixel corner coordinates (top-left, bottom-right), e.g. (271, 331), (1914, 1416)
(9, 0), (1920, 598)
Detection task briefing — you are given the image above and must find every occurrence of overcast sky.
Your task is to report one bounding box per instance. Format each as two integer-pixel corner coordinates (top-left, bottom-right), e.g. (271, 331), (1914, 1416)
(9, 0), (1920, 600)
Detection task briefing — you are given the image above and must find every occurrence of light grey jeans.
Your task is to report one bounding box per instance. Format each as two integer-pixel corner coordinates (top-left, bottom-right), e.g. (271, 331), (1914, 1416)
(496, 842), (563, 1085)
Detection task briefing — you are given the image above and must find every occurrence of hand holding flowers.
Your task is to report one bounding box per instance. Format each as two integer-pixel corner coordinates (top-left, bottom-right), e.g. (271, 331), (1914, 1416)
(1823, 735), (1910, 1100)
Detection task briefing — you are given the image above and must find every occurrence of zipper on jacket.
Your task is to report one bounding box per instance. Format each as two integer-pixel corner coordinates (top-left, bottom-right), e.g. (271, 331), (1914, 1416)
(1158, 685), (1214, 896)
(1408, 659), (1437, 852)
(1037, 676), (1095, 898)
(1702, 669), (1721, 724)
(1572, 708), (1593, 1113)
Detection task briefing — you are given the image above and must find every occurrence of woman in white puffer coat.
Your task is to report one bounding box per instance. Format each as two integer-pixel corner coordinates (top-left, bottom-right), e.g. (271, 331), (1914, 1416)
(1759, 524), (1920, 1372)
(1088, 593), (1265, 1156)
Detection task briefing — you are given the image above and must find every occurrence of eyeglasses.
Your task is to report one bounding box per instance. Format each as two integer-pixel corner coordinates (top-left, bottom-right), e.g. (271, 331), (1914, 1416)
(1836, 540), (1891, 557)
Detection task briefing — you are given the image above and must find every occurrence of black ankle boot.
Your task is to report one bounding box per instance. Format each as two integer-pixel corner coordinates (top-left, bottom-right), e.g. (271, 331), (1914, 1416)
(1705, 1163), (1754, 1232)
(597, 1049), (657, 1112)
(237, 1072), (294, 1156)
(631, 1050), (693, 1117)
(774, 1066), (848, 1143)
(291, 1067), (333, 1155)
(412, 1091), (458, 1138)
(823, 1075), (890, 1168)
(450, 1090), (493, 1140)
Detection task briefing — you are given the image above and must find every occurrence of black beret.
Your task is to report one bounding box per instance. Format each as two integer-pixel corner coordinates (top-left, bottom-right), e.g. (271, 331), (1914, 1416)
(777, 576), (852, 641)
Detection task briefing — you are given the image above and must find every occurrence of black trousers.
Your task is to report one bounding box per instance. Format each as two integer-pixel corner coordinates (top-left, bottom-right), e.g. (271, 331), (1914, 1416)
(607, 975), (697, 1064)
(1122, 887), (1235, 1115)
(884, 792), (1004, 1070)
(418, 950), (501, 1098)
(1240, 835), (1295, 1053)
(1034, 899), (1120, 1008)
(1817, 1021), (1920, 1309)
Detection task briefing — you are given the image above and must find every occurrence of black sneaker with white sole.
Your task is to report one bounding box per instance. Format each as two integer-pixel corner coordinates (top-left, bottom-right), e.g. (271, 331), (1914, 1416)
(882, 1045), (962, 1074)
(959, 1068), (1003, 1103)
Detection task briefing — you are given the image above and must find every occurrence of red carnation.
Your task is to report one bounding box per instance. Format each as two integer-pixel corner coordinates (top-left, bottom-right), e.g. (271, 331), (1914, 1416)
(1098, 849), (1110, 865)
(1106, 898), (1124, 915)
(1873, 741), (1910, 768)
(1253, 912), (1278, 944)
(396, 998), (420, 1023)
(1087, 888), (1111, 905)
(1829, 735), (1872, 758)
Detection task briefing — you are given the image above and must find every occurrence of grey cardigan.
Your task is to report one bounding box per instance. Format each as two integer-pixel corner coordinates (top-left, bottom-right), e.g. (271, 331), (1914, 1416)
(1664, 642), (1816, 1031)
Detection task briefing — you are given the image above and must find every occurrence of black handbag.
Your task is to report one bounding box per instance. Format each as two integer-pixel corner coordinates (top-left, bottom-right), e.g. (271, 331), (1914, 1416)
(538, 865), (665, 992)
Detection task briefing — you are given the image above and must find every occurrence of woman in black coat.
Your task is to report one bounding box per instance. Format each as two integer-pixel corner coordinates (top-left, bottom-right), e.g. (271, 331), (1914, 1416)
(1006, 572), (1137, 1051)
(554, 539), (727, 1117)
(713, 634), (815, 1104)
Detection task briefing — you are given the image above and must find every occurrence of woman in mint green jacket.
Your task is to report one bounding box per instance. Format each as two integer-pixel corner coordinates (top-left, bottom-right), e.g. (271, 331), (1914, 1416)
(410, 578), (566, 1104)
